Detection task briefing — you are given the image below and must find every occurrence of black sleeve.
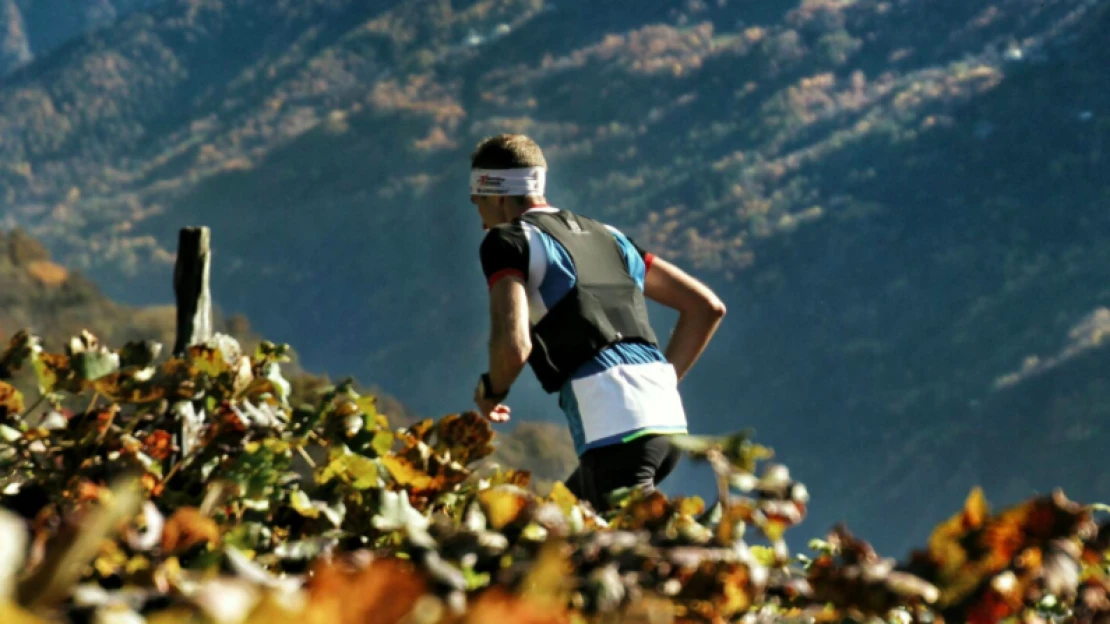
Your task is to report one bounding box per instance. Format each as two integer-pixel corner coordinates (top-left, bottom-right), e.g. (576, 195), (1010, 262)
(625, 235), (650, 260)
(479, 224), (529, 288)
(622, 234), (656, 274)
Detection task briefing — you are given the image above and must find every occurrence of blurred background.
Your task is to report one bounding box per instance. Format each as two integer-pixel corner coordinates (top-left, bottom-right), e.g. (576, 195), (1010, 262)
(0, 0), (1106, 556)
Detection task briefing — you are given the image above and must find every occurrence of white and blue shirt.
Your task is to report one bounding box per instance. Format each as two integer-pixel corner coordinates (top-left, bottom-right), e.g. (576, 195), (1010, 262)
(480, 206), (688, 455)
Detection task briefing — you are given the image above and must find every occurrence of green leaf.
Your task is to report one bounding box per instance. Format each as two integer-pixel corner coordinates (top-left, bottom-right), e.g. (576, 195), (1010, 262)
(317, 447), (382, 490)
(606, 487), (637, 509)
(262, 363), (291, 404)
(1036, 594), (1069, 616)
(668, 434), (716, 456)
(289, 490), (345, 527)
(0, 425), (20, 442)
(462, 565), (491, 591)
(729, 472), (758, 492)
(274, 537), (337, 562)
(222, 523), (272, 552)
(808, 538), (836, 555)
(254, 341), (292, 364)
(670, 429), (769, 473)
(241, 498), (271, 512)
(73, 351), (120, 381)
(370, 430), (393, 457)
(0, 330), (43, 380)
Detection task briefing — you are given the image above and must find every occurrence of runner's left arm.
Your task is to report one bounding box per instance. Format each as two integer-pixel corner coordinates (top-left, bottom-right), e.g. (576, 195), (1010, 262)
(479, 226), (533, 397)
(487, 277), (531, 393)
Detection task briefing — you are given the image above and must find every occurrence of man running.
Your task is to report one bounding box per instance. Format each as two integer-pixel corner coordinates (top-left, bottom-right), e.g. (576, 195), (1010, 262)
(470, 134), (726, 511)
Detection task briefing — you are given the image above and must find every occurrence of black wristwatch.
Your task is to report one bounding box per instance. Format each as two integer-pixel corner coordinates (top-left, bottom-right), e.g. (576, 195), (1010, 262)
(478, 372), (509, 402)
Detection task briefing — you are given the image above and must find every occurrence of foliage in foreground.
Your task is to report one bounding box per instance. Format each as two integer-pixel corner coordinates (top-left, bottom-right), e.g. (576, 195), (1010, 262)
(0, 330), (1107, 623)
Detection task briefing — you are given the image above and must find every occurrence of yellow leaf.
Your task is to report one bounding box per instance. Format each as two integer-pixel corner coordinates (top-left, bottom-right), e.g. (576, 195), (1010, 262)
(519, 540), (574, 612)
(242, 593), (303, 624)
(380, 455), (436, 491)
(188, 345), (230, 378)
(93, 540), (128, 577)
(547, 481), (578, 515)
(677, 496), (706, 518)
(355, 395), (387, 429)
(490, 469), (532, 489)
(479, 485), (533, 530)
(0, 602), (46, 624)
(749, 544), (776, 567)
(290, 490), (319, 519)
(762, 517), (787, 543)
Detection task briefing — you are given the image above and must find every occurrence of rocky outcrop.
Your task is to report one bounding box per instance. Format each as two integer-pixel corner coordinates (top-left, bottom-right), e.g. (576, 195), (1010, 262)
(0, 0), (165, 75)
(0, 0), (31, 75)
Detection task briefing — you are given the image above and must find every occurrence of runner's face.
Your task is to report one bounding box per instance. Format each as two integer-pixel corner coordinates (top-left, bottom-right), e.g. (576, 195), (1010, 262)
(471, 195), (505, 229)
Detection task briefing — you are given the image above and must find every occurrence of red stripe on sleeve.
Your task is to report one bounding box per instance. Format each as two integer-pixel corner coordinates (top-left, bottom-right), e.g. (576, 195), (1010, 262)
(488, 269), (525, 290)
(643, 253), (655, 274)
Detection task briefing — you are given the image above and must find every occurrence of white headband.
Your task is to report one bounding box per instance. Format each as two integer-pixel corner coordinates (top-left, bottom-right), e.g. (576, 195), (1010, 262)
(470, 167), (546, 196)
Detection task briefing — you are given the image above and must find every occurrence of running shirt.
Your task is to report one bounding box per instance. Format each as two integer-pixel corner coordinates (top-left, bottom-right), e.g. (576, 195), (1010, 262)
(480, 206), (688, 455)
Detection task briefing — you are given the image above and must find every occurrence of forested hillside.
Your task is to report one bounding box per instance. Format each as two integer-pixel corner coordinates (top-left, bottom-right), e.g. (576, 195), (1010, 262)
(0, 0), (1105, 554)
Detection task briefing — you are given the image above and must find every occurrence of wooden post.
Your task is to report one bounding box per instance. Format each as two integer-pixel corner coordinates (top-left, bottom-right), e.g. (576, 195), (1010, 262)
(173, 227), (212, 356)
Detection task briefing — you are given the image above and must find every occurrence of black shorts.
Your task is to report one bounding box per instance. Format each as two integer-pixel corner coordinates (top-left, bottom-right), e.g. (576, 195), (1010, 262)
(563, 434), (681, 511)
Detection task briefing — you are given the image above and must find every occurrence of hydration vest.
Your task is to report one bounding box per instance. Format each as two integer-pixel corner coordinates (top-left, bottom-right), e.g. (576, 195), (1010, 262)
(520, 210), (659, 393)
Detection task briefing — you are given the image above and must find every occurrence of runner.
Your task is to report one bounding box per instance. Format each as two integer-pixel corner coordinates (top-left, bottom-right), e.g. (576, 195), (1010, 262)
(470, 134), (726, 511)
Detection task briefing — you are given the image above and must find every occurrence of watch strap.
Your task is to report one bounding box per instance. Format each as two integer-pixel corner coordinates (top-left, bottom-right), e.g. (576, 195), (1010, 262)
(481, 372), (509, 402)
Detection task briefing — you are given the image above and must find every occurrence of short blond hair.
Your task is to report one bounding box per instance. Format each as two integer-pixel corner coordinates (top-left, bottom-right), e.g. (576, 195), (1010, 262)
(470, 134), (547, 170)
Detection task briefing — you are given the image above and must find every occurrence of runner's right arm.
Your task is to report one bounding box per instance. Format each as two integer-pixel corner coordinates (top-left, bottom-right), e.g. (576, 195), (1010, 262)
(641, 256), (726, 381)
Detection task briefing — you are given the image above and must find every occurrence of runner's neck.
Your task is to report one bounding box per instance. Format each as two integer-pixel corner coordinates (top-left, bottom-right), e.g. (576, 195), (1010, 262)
(523, 203), (556, 214)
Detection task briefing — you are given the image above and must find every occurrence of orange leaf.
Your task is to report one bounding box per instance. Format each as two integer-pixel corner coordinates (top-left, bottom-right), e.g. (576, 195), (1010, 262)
(396, 419), (435, 451)
(305, 558), (427, 624)
(927, 487), (990, 576)
(0, 380), (24, 416)
(161, 507), (220, 554)
(75, 481), (105, 504)
(611, 490), (671, 531)
(140, 473), (165, 497)
(434, 411), (495, 465)
(464, 587), (571, 624)
(92, 373), (166, 403)
(142, 430), (175, 461)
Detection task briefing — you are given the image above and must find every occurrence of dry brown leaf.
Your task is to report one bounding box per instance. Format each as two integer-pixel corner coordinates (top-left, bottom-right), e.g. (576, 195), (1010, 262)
(161, 507), (220, 554)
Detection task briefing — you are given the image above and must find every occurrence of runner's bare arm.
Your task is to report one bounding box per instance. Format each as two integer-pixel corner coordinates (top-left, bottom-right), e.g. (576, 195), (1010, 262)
(488, 276), (532, 393)
(642, 256), (726, 381)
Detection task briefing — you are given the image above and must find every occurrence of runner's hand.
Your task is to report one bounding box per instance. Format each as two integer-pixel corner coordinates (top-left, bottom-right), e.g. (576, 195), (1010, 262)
(473, 386), (511, 422)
